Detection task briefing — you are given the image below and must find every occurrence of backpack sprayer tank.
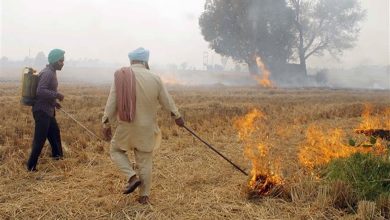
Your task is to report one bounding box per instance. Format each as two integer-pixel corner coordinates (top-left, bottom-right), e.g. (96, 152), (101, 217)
(21, 67), (38, 106)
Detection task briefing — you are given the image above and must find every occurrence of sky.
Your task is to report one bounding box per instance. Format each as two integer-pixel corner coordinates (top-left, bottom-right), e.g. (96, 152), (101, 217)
(0, 0), (389, 69)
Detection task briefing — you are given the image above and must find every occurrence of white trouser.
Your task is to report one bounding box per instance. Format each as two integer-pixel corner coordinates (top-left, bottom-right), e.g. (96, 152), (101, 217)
(109, 124), (161, 196)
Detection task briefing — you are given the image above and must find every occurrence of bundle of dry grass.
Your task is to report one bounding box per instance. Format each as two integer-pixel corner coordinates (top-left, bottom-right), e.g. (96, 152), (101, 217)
(1, 83), (389, 219)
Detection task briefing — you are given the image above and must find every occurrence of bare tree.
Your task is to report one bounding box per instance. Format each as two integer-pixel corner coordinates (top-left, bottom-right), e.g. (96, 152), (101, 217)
(289, 0), (365, 75)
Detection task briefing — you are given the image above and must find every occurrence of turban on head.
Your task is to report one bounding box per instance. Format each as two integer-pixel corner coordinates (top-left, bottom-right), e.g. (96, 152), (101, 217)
(128, 47), (149, 62)
(48, 49), (65, 64)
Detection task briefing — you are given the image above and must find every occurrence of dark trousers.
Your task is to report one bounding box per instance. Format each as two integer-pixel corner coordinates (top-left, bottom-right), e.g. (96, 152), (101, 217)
(27, 110), (63, 170)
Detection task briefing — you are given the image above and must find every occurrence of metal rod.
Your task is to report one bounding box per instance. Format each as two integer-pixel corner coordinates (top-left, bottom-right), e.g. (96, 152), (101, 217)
(183, 125), (248, 176)
(59, 108), (248, 176)
(59, 108), (103, 141)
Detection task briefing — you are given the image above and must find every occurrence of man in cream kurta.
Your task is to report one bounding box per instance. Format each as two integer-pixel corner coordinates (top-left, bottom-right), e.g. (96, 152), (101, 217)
(102, 47), (184, 204)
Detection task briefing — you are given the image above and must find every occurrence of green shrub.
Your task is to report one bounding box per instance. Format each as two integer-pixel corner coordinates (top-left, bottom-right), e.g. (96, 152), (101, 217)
(323, 153), (390, 201)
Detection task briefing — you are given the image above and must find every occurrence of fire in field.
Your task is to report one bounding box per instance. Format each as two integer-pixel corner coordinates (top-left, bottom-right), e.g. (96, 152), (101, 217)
(0, 82), (389, 219)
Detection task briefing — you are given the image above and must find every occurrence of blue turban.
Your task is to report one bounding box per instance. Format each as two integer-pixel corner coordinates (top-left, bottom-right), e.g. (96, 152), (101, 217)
(48, 49), (65, 64)
(128, 47), (149, 62)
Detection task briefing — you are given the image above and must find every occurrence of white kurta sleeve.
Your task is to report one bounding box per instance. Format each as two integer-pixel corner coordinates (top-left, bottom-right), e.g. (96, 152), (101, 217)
(102, 81), (118, 125)
(157, 77), (181, 119)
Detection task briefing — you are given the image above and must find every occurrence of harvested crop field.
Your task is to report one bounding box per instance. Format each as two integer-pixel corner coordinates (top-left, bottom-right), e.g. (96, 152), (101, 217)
(0, 83), (389, 219)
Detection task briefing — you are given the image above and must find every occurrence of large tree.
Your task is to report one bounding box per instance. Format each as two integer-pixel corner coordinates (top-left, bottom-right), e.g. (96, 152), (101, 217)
(199, 0), (294, 74)
(200, 0), (365, 76)
(289, 0), (365, 75)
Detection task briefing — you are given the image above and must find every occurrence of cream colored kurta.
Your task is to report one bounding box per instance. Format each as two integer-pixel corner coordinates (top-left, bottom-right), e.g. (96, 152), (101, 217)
(102, 64), (180, 152)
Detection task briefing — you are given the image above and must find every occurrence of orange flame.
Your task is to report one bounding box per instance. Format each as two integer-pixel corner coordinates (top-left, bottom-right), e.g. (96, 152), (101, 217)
(385, 108), (390, 130)
(299, 104), (389, 170)
(299, 126), (361, 170)
(357, 104), (382, 130)
(160, 75), (180, 85)
(234, 109), (283, 191)
(357, 104), (390, 130)
(254, 56), (275, 88)
(383, 107), (390, 130)
(235, 109), (265, 139)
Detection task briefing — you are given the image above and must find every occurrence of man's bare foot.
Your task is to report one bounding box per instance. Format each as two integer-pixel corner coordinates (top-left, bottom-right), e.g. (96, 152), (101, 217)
(138, 196), (150, 204)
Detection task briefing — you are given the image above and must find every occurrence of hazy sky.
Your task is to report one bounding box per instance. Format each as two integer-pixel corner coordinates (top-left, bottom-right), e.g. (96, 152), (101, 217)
(1, 0), (389, 69)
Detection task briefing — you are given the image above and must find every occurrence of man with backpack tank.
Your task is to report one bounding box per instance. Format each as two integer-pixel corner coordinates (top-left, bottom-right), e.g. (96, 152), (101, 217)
(26, 48), (66, 171)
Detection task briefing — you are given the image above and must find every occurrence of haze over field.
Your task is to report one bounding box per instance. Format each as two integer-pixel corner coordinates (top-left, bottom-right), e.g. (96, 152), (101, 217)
(0, 0), (389, 89)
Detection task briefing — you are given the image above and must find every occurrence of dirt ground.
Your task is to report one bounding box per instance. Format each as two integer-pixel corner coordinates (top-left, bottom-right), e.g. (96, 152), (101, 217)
(0, 83), (389, 219)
